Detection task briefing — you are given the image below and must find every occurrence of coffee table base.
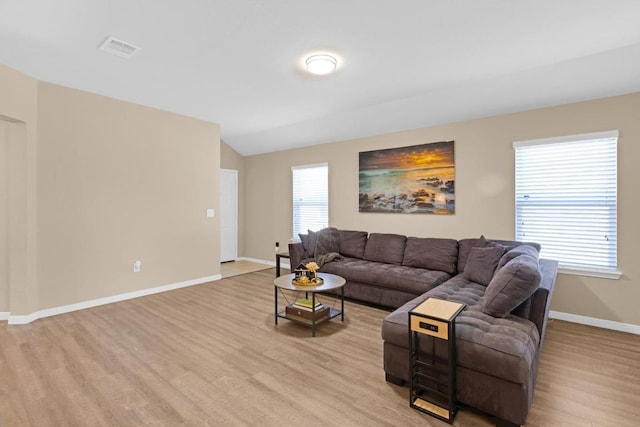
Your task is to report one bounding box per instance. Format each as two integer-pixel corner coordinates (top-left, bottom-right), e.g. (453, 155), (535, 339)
(274, 276), (345, 337)
(276, 306), (343, 337)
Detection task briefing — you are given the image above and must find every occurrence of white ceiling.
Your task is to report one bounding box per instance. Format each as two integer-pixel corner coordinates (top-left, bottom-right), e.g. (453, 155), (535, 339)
(2, 1), (640, 156)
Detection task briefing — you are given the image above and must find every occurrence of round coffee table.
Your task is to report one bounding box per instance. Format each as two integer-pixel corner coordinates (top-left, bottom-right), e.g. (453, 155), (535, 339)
(274, 272), (346, 336)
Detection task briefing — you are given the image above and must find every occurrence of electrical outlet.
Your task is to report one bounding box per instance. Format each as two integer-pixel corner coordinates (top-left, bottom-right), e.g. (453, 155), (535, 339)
(133, 260), (142, 273)
(275, 241), (280, 252)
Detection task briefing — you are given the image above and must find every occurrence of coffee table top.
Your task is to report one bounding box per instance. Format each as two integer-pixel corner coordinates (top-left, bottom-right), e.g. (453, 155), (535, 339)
(274, 272), (346, 292)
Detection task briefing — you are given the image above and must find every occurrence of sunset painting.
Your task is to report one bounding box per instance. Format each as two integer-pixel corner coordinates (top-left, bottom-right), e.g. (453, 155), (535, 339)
(359, 141), (455, 214)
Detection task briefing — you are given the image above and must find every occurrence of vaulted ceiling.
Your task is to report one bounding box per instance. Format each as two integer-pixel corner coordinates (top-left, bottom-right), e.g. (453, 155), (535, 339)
(2, 1), (640, 155)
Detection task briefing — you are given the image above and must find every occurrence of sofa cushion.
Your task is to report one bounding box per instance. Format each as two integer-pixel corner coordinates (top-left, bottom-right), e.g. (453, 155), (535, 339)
(497, 244), (539, 271)
(381, 277), (541, 385)
(363, 233), (407, 265)
(381, 275), (486, 348)
(320, 257), (449, 295)
(463, 245), (505, 286)
(338, 230), (368, 259)
(415, 274), (486, 307)
(455, 309), (540, 384)
(402, 237), (458, 274)
(483, 256), (541, 318)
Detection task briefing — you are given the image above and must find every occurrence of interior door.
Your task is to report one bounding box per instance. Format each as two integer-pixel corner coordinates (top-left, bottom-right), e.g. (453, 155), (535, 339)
(220, 169), (238, 262)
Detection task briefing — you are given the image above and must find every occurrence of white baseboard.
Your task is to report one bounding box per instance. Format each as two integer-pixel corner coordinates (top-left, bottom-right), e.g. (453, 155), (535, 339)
(7, 274), (222, 325)
(0, 312), (9, 321)
(549, 310), (640, 335)
(237, 256), (275, 266)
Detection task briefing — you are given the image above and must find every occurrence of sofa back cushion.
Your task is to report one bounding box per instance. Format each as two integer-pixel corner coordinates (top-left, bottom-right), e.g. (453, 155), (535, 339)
(462, 245), (505, 286)
(482, 255), (541, 318)
(338, 230), (368, 259)
(497, 244), (539, 271)
(363, 233), (407, 265)
(402, 237), (458, 274)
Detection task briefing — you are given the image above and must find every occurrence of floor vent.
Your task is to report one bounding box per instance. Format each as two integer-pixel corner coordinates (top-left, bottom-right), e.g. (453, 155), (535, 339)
(98, 36), (140, 59)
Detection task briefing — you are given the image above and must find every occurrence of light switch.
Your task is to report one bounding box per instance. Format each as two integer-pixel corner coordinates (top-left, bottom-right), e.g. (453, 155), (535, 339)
(206, 208), (215, 218)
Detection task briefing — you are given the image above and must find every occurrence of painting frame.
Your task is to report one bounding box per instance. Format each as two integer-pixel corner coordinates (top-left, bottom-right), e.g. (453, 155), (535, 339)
(359, 140), (455, 214)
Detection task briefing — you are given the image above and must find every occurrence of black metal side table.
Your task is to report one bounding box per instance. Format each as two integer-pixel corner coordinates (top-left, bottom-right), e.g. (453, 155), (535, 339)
(275, 252), (290, 277)
(409, 298), (465, 424)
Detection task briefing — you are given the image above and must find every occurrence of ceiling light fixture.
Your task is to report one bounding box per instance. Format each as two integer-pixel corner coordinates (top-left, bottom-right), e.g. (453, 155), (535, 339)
(305, 54), (338, 75)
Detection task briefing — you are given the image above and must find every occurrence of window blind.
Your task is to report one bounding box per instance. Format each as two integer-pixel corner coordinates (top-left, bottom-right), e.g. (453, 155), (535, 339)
(514, 131), (618, 273)
(292, 163), (328, 238)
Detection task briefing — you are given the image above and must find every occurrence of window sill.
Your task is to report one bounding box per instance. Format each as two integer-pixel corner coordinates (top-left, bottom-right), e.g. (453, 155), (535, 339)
(558, 266), (622, 280)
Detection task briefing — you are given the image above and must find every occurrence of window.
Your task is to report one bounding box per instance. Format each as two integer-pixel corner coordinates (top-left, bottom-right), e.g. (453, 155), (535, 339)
(292, 163), (328, 238)
(514, 130), (619, 278)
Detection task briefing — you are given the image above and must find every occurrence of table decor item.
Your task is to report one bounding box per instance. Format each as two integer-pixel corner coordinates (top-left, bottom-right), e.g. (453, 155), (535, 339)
(292, 262), (324, 285)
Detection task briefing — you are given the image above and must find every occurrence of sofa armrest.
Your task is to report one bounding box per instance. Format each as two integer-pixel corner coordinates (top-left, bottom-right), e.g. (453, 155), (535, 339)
(288, 242), (307, 271)
(528, 258), (558, 345)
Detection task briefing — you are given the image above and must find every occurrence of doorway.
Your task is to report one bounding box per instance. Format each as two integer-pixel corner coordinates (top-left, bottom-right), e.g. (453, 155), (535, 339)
(220, 169), (238, 262)
(0, 118), (28, 316)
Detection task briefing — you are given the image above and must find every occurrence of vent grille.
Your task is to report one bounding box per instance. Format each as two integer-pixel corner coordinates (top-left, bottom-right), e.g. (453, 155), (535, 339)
(98, 36), (140, 59)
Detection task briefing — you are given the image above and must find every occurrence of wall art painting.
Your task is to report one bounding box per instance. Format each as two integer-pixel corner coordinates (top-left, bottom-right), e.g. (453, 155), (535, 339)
(359, 141), (455, 214)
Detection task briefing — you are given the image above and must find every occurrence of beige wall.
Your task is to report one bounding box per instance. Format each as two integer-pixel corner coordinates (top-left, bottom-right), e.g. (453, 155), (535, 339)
(36, 82), (221, 310)
(1, 63), (221, 318)
(220, 141), (245, 257)
(244, 92), (640, 326)
(0, 64), (38, 316)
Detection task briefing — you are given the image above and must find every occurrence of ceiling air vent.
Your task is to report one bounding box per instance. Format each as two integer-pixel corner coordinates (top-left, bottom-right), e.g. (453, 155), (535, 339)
(98, 36), (140, 59)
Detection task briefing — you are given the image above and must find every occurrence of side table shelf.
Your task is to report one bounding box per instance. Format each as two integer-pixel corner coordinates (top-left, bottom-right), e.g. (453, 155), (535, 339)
(409, 298), (465, 424)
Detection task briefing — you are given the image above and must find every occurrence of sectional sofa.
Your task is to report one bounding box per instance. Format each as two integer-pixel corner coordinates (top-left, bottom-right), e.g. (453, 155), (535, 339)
(289, 228), (558, 426)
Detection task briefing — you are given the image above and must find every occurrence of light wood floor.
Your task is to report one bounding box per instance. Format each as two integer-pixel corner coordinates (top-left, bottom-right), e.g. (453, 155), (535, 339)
(1, 268), (639, 426)
(220, 260), (272, 278)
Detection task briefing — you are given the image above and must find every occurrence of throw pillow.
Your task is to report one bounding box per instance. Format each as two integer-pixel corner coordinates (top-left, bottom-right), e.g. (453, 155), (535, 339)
(457, 235), (499, 272)
(314, 227), (340, 257)
(298, 233), (309, 253)
(482, 255), (541, 318)
(307, 230), (318, 256)
(462, 245), (505, 286)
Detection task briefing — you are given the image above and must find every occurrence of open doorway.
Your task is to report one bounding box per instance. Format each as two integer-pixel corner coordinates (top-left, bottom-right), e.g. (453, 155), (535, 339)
(0, 118), (28, 317)
(220, 169), (238, 263)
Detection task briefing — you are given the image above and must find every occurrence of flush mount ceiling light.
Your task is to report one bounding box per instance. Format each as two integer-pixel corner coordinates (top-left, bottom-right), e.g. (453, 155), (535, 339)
(305, 54), (338, 75)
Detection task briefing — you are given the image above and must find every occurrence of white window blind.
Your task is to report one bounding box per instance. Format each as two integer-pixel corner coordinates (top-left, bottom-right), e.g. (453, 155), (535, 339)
(292, 163), (328, 238)
(514, 131), (618, 276)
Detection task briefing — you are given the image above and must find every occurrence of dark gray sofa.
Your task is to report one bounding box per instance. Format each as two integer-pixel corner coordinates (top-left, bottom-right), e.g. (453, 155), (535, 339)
(289, 228), (558, 426)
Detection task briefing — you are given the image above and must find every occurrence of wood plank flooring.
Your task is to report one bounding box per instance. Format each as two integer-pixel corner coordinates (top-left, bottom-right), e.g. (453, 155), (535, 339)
(220, 260), (272, 278)
(1, 268), (639, 426)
